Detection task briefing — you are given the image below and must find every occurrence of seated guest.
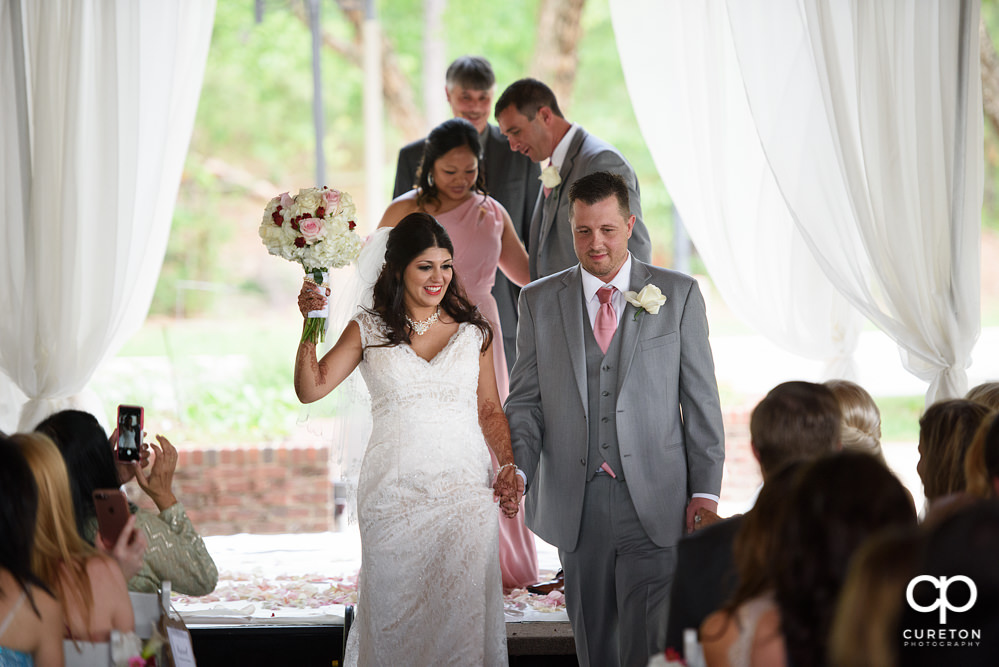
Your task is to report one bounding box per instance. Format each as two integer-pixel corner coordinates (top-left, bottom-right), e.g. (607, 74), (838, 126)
(0, 437), (63, 666)
(965, 411), (999, 499)
(828, 528), (922, 667)
(917, 399), (989, 508)
(699, 462), (803, 667)
(12, 432), (135, 641)
(709, 452), (915, 667)
(898, 500), (999, 666)
(824, 379), (887, 464)
(36, 410), (218, 596)
(665, 381), (841, 657)
(966, 381), (999, 410)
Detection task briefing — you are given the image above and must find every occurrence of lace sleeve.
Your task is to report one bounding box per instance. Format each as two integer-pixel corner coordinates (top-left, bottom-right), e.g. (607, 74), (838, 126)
(351, 310), (385, 351)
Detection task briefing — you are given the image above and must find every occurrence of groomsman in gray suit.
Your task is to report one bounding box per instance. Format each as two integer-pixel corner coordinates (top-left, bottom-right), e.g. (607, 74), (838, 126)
(393, 56), (540, 373)
(505, 172), (725, 667)
(495, 78), (652, 280)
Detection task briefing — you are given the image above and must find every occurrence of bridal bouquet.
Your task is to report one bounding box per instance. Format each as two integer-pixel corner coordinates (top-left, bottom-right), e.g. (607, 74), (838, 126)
(259, 186), (363, 343)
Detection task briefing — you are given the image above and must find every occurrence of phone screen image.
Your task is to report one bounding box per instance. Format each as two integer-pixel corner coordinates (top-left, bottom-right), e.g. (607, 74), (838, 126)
(117, 405), (143, 462)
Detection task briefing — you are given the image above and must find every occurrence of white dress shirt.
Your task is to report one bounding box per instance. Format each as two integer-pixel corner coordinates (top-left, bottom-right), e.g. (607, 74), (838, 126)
(549, 123), (581, 173)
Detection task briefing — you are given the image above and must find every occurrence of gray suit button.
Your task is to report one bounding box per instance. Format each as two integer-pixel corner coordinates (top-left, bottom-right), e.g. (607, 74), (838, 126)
(601, 443), (609, 449)
(579, 458), (586, 466)
(602, 364), (611, 371)
(601, 417), (610, 423)
(601, 391), (610, 397)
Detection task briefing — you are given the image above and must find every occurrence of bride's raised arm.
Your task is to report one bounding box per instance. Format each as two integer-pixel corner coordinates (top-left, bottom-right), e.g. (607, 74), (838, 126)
(294, 281), (364, 404)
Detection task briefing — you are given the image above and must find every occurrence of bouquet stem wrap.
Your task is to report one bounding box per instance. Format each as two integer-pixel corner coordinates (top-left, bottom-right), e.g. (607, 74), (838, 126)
(302, 269), (330, 344)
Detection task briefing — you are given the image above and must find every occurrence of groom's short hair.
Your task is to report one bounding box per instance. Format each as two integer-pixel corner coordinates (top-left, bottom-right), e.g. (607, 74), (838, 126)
(751, 381), (842, 476)
(568, 172), (630, 221)
(495, 78), (565, 120)
(445, 56), (495, 91)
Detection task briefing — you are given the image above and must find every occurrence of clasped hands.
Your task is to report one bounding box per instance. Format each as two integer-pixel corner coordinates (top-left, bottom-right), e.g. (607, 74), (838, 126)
(492, 465), (523, 519)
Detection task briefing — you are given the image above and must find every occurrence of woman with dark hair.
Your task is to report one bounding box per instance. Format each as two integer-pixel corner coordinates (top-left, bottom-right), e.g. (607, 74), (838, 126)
(774, 452), (916, 667)
(0, 436), (63, 666)
(699, 463), (804, 667)
(295, 214), (520, 666)
(702, 452), (916, 667)
(35, 409), (218, 596)
(376, 116), (537, 590)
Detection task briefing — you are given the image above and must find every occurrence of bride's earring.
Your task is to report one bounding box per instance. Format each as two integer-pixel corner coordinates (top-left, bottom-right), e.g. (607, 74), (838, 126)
(428, 172), (434, 187)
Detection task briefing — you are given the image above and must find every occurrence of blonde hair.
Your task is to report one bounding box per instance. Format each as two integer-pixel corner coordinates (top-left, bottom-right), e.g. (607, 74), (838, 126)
(824, 380), (886, 464)
(11, 432), (99, 634)
(965, 411), (999, 499)
(966, 382), (999, 411)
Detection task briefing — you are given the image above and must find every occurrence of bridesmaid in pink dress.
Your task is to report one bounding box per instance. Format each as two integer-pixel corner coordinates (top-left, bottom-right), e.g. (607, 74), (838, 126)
(378, 118), (538, 589)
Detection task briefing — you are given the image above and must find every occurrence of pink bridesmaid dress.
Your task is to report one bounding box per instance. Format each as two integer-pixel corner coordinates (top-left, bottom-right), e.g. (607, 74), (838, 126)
(436, 194), (540, 590)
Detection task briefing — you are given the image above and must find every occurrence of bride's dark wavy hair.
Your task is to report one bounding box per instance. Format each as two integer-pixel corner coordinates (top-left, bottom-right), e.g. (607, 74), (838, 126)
(369, 212), (492, 352)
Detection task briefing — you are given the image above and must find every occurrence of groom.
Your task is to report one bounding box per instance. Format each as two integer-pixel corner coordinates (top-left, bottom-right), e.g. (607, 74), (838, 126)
(505, 172), (725, 667)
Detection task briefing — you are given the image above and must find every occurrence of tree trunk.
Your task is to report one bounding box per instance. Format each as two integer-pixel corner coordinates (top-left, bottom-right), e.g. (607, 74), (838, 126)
(294, 1), (426, 141)
(530, 0), (587, 113)
(981, 15), (999, 135)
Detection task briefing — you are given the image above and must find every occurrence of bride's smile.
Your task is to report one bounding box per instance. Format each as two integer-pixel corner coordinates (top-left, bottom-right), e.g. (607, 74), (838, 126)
(402, 246), (453, 315)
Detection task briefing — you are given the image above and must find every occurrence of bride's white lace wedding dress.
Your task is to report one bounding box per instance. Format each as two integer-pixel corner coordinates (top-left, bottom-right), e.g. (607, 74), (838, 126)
(343, 310), (507, 667)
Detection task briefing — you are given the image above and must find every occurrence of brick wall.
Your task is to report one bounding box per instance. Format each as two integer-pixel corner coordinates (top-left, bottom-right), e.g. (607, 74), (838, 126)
(123, 406), (760, 536)
(125, 442), (336, 535)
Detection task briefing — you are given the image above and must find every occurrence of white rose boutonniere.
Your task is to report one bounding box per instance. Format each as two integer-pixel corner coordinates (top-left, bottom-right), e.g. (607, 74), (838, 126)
(623, 284), (667, 320)
(539, 164), (562, 189)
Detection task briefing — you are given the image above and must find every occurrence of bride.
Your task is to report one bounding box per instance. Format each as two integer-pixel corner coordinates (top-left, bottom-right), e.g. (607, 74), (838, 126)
(294, 212), (521, 666)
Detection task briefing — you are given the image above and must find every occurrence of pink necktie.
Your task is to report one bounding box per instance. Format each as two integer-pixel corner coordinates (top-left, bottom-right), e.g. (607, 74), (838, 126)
(594, 286), (617, 353)
(543, 186), (552, 198)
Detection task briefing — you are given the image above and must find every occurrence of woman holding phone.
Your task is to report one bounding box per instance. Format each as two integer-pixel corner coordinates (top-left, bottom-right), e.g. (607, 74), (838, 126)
(11, 432), (135, 641)
(36, 409), (218, 596)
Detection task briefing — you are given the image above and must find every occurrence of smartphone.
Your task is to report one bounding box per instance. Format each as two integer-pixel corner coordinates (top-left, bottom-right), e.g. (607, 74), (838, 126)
(92, 488), (130, 546)
(116, 404), (143, 462)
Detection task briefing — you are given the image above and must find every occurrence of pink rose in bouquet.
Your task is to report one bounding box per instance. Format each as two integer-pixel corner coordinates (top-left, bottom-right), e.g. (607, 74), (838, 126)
(299, 217), (325, 243)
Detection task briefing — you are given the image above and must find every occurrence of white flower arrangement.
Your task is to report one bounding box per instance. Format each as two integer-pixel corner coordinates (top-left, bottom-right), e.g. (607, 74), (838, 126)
(259, 187), (362, 273)
(259, 186), (363, 342)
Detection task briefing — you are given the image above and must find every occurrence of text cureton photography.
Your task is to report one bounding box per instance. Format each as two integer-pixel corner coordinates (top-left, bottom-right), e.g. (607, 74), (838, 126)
(902, 574), (983, 649)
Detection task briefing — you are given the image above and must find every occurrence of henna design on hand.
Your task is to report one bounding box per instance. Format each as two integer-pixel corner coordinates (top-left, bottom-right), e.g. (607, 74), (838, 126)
(298, 282), (328, 317)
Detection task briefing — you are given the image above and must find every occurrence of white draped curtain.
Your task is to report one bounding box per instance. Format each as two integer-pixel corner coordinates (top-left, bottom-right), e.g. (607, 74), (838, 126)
(610, 0), (982, 403)
(0, 0), (216, 432)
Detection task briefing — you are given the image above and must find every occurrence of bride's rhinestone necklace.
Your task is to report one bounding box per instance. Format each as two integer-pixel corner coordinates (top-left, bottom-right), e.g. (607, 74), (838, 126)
(406, 306), (439, 335)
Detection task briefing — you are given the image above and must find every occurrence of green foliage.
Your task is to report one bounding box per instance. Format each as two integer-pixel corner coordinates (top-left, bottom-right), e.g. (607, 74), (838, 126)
(92, 319), (303, 441)
(153, 164), (232, 316)
(877, 395), (924, 443)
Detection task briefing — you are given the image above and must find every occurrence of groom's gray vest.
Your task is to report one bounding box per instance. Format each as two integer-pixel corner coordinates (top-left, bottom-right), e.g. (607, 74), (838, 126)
(583, 309), (625, 482)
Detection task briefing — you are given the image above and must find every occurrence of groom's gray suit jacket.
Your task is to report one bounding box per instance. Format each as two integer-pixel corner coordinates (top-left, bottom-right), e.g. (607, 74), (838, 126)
(505, 258), (725, 550)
